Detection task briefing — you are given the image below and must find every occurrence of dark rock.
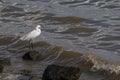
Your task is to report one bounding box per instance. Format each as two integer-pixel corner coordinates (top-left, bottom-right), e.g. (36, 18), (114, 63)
(0, 65), (4, 73)
(0, 57), (10, 73)
(0, 57), (11, 66)
(0, 0), (3, 2)
(22, 50), (42, 61)
(20, 69), (32, 76)
(42, 64), (82, 80)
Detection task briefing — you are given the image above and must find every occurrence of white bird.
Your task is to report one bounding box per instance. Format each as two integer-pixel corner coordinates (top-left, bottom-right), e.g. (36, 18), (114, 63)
(20, 25), (41, 41)
(20, 25), (41, 49)
(0, 25), (42, 51)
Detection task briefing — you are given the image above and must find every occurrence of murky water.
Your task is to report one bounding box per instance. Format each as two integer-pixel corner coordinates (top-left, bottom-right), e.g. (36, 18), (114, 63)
(0, 0), (120, 80)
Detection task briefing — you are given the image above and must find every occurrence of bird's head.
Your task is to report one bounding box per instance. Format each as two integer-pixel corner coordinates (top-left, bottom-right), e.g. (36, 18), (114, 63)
(36, 25), (41, 29)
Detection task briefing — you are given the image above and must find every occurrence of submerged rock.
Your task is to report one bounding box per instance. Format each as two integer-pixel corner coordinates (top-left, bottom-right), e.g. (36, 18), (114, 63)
(0, 57), (11, 66)
(0, 0), (3, 2)
(22, 50), (42, 61)
(39, 14), (86, 24)
(103, 76), (120, 80)
(29, 76), (42, 80)
(0, 65), (4, 73)
(0, 73), (42, 80)
(0, 57), (11, 73)
(80, 54), (120, 79)
(20, 69), (32, 76)
(80, 54), (102, 71)
(42, 64), (81, 80)
(0, 73), (30, 80)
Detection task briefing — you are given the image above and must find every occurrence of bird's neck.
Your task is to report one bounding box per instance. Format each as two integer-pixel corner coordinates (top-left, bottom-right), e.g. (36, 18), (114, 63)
(36, 28), (41, 32)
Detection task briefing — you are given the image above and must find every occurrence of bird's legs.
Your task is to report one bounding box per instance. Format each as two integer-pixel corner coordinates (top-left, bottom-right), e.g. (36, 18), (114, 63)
(29, 39), (34, 50)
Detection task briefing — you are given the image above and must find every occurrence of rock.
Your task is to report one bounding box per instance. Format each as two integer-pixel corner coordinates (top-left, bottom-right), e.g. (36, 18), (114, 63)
(0, 73), (30, 80)
(0, 57), (11, 66)
(0, 58), (11, 73)
(22, 50), (42, 61)
(102, 76), (120, 80)
(42, 64), (82, 80)
(0, 73), (42, 80)
(29, 76), (42, 80)
(79, 54), (105, 71)
(0, 65), (4, 73)
(20, 69), (32, 76)
(0, 0), (3, 2)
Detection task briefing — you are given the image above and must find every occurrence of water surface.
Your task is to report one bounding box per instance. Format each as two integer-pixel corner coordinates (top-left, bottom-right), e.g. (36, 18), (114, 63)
(0, 0), (120, 79)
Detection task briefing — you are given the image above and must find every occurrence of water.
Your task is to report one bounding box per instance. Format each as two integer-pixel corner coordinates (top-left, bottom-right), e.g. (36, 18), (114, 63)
(0, 0), (120, 79)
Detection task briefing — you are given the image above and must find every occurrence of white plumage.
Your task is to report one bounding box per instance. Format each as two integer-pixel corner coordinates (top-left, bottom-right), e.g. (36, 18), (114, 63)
(20, 25), (41, 41)
(2, 25), (42, 50)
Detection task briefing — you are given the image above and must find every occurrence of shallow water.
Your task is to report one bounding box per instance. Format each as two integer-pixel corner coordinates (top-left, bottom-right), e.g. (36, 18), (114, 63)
(0, 0), (120, 80)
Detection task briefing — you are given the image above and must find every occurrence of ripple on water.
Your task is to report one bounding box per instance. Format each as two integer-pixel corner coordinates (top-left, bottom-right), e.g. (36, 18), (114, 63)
(0, 19), (20, 23)
(0, 0), (120, 79)
(28, 0), (50, 2)
(97, 43), (114, 46)
(37, 14), (86, 24)
(97, 35), (120, 41)
(1, 13), (25, 17)
(1, 6), (24, 12)
(101, 4), (120, 9)
(58, 0), (120, 10)
(59, 1), (83, 5)
(1, 10), (41, 18)
(58, 26), (98, 34)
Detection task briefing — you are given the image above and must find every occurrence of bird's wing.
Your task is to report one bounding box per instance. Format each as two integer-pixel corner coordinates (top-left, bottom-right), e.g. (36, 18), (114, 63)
(20, 29), (40, 41)
(20, 30), (35, 40)
(25, 30), (40, 40)
(28, 30), (38, 36)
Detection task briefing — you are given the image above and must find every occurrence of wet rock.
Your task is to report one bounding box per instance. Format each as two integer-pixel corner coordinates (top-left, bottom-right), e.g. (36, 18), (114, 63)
(0, 73), (42, 80)
(0, 73), (30, 80)
(0, 57), (11, 66)
(43, 46), (63, 60)
(0, 37), (13, 45)
(102, 76), (120, 80)
(0, 65), (4, 73)
(22, 50), (42, 61)
(80, 54), (120, 79)
(0, 57), (10, 73)
(79, 54), (106, 71)
(42, 64), (81, 80)
(29, 76), (42, 80)
(0, 0), (3, 2)
(20, 69), (32, 76)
